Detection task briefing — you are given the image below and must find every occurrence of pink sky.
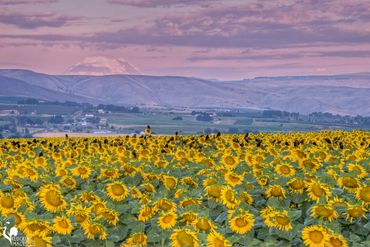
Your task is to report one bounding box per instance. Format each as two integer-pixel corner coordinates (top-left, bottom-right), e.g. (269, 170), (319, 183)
(1, 0), (370, 80)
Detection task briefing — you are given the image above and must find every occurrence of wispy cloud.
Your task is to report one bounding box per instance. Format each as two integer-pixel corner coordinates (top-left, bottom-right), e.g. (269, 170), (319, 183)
(107, 0), (218, 8)
(0, 9), (81, 29)
(0, 0), (57, 5)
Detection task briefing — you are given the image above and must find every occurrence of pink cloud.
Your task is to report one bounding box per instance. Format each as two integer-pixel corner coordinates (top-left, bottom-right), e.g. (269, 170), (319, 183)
(0, 9), (82, 29)
(0, 0), (57, 5)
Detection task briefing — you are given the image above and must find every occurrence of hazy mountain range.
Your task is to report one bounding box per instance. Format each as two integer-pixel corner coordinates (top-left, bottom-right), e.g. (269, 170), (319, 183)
(0, 69), (369, 116)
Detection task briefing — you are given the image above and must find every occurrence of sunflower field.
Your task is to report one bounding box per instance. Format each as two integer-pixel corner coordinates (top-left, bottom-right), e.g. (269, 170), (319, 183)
(0, 130), (369, 247)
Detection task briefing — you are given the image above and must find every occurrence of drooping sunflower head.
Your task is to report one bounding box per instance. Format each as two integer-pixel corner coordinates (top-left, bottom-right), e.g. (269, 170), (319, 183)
(287, 178), (306, 194)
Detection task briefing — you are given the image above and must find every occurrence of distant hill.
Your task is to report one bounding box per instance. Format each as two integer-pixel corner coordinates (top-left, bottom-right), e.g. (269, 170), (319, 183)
(0, 69), (369, 116)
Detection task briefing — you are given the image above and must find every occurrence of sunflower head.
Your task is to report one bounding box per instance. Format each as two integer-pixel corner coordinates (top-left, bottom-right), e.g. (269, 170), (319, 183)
(301, 225), (329, 247)
(207, 231), (231, 247)
(38, 184), (67, 213)
(229, 215), (254, 234)
(170, 229), (199, 247)
(53, 216), (73, 235)
(158, 212), (177, 229)
(106, 181), (129, 201)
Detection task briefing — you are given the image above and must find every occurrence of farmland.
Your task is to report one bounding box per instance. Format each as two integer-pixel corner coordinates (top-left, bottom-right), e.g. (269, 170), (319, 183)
(0, 130), (369, 246)
(1, 97), (369, 139)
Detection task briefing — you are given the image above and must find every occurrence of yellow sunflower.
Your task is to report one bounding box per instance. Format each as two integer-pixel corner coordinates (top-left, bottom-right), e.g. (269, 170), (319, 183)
(229, 215), (254, 234)
(180, 212), (198, 225)
(221, 153), (239, 169)
(23, 220), (51, 235)
(301, 225), (329, 247)
(328, 196), (348, 208)
(347, 163), (367, 179)
(326, 233), (348, 247)
(337, 176), (360, 192)
(307, 181), (331, 202)
(264, 211), (292, 231)
(67, 204), (90, 225)
(207, 231), (231, 247)
(60, 176), (77, 189)
(122, 233), (147, 247)
(345, 205), (367, 222)
(179, 198), (202, 208)
(205, 185), (222, 201)
(275, 163), (295, 177)
(265, 185), (286, 199)
(155, 198), (176, 212)
(106, 181), (129, 201)
(38, 184), (67, 213)
(221, 187), (240, 209)
(0, 193), (16, 213)
(53, 216), (73, 235)
(192, 218), (216, 232)
(98, 208), (119, 225)
(83, 222), (107, 240)
(158, 212), (177, 229)
(239, 192), (254, 205)
(138, 205), (157, 222)
(288, 178), (306, 194)
(311, 204), (338, 222)
(27, 231), (52, 247)
(162, 175), (178, 190)
(71, 165), (92, 179)
(224, 171), (243, 187)
(170, 229), (199, 247)
(356, 186), (370, 205)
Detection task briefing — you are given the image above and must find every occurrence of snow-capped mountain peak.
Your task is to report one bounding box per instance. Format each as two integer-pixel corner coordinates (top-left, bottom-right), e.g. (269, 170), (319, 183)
(64, 56), (141, 76)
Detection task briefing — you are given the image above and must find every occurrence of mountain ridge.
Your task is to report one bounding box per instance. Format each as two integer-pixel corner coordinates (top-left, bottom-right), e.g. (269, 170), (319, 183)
(0, 69), (369, 116)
